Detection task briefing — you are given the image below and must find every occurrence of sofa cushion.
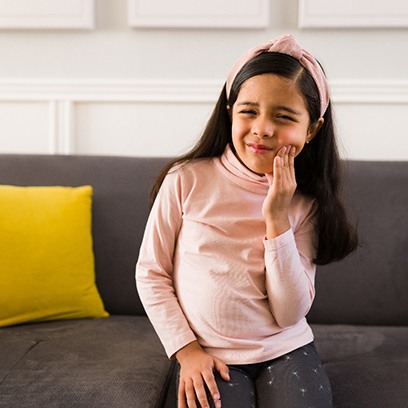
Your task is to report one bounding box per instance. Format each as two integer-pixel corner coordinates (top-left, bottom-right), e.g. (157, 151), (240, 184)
(309, 161), (408, 326)
(0, 154), (168, 316)
(0, 185), (108, 327)
(0, 316), (173, 407)
(312, 324), (408, 408)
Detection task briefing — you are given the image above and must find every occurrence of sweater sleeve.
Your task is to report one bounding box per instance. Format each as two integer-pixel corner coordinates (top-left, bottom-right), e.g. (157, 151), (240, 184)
(264, 198), (317, 328)
(135, 170), (197, 359)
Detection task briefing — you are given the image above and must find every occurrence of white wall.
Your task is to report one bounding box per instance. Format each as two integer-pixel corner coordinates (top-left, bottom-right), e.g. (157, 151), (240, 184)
(1, 0), (408, 160)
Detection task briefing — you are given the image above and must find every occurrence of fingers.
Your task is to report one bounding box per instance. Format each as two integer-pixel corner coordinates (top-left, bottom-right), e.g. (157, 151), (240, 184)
(287, 145), (296, 180)
(265, 145), (295, 184)
(194, 375), (211, 408)
(177, 348), (228, 408)
(275, 145), (296, 166)
(178, 379), (194, 408)
(202, 371), (222, 408)
(214, 358), (230, 382)
(263, 145), (297, 218)
(178, 371), (223, 408)
(274, 145), (296, 182)
(178, 377), (205, 408)
(262, 145), (297, 236)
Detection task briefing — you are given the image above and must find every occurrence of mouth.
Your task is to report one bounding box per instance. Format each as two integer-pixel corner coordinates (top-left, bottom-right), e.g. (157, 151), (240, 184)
(246, 143), (273, 154)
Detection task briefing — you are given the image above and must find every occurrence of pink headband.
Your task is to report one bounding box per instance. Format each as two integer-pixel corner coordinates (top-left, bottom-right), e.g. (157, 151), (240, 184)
(226, 34), (330, 117)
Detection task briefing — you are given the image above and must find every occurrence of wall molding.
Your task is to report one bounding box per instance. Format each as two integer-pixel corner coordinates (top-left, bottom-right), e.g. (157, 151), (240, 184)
(128, 0), (269, 28)
(0, 0), (95, 30)
(0, 79), (221, 103)
(1, 78), (408, 154)
(2, 78), (408, 104)
(299, 0), (408, 28)
(329, 79), (408, 104)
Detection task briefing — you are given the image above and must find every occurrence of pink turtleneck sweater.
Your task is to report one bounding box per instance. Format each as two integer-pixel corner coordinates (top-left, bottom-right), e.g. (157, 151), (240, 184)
(136, 145), (317, 365)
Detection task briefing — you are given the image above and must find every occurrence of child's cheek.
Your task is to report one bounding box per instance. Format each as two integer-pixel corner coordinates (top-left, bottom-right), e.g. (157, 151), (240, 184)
(278, 129), (306, 155)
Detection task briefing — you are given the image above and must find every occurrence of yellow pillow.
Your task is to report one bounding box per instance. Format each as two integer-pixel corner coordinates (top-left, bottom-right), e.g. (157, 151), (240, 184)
(0, 185), (108, 327)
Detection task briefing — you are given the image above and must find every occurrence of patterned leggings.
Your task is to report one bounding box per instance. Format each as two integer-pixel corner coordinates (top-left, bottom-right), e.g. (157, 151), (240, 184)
(177, 342), (333, 408)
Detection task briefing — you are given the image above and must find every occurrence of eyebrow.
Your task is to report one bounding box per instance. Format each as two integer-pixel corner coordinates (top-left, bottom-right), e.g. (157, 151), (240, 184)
(237, 101), (302, 116)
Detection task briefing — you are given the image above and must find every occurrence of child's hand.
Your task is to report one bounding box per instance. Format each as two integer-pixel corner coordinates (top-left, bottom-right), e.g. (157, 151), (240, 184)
(176, 341), (230, 408)
(262, 145), (297, 239)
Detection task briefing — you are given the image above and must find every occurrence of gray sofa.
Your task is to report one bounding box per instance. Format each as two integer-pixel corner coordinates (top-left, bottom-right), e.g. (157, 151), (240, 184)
(0, 154), (407, 408)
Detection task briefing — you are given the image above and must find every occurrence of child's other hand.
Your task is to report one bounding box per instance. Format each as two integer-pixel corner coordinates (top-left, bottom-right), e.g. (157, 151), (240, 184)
(176, 341), (230, 408)
(262, 145), (297, 239)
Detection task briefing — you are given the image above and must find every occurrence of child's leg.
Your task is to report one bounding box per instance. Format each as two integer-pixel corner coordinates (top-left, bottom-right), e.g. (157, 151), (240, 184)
(256, 342), (333, 408)
(211, 368), (256, 408)
(176, 365), (256, 408)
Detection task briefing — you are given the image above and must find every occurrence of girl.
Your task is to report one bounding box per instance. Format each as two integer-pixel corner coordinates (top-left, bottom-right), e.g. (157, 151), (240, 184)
(136, 34), (358, 408)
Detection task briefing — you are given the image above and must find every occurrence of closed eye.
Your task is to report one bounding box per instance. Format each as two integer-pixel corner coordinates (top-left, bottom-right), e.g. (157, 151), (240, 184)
(240, 109), (257, 115)
(276, 114), (295, 121)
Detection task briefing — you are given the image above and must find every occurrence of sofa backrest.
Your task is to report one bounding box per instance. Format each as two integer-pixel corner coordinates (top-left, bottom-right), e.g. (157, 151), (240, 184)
(0, 154), (168, 316)
(308, 160), (408, 326)
(1, 155), (407, 325)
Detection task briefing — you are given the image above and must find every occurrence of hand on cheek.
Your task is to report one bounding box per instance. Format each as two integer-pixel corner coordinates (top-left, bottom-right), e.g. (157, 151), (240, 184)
(262, 146), (297, 238)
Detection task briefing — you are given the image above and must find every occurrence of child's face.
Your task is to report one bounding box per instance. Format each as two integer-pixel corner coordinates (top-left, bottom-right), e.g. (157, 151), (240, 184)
(230, 73), (321, 175)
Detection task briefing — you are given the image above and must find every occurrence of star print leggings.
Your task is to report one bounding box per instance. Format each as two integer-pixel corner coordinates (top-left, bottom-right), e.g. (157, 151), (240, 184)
(177, 342), (333, 408)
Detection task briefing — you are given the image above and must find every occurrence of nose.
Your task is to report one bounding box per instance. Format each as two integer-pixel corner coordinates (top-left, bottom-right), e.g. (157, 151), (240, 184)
(252, 116), (274, 139)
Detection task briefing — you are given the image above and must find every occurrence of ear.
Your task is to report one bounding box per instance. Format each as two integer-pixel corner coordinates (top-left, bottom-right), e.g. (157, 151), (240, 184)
(306, 118), (324, 143)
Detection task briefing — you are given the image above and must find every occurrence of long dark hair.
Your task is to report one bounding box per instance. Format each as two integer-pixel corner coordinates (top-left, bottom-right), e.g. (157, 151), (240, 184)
(150, 52), (359, 265)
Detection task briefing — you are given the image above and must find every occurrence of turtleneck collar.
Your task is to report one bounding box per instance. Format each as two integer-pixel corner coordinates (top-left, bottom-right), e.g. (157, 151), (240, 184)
(214, 144), (270, 194)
